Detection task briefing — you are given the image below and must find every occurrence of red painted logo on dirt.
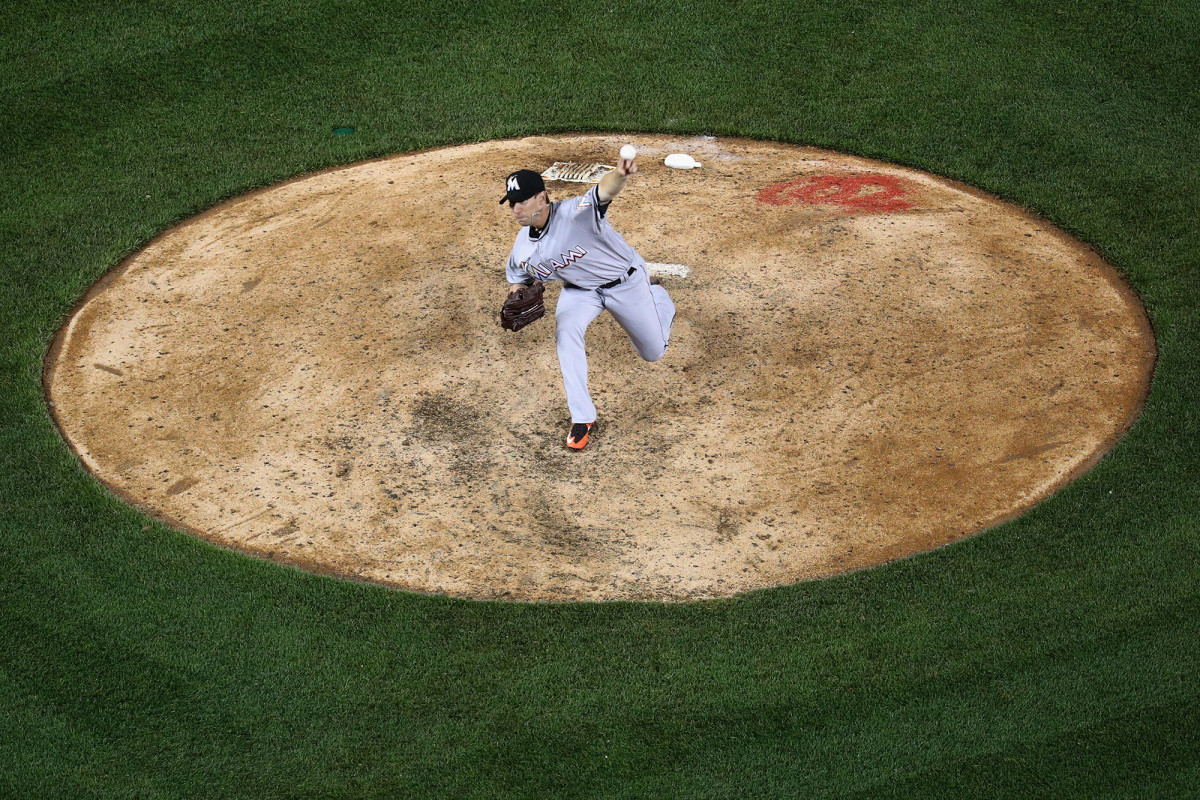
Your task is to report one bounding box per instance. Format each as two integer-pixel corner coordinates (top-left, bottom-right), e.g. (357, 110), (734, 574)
(758, 174), (913, 213)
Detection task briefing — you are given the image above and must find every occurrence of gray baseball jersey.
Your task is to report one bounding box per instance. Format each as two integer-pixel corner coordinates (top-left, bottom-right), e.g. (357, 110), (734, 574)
(506, 185), (644, 288)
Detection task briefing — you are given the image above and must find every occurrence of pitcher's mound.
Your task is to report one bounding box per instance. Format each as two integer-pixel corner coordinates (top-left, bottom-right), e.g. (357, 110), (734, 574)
(46, 134), (1154, 601)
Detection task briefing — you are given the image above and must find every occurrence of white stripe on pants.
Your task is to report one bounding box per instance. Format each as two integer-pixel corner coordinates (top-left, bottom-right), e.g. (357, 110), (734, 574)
(554, 266), (676, 423)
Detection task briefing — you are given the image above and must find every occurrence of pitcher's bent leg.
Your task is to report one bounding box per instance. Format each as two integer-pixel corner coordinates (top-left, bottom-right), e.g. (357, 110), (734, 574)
(607, 270), (676, 362)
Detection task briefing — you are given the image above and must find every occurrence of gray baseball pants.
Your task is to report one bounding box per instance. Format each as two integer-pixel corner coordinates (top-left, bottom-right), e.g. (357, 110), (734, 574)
(554, 265), (676, 424)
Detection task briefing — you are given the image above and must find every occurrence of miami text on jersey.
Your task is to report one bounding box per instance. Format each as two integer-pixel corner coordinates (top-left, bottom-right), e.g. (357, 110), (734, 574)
(521, 246), (588, 280)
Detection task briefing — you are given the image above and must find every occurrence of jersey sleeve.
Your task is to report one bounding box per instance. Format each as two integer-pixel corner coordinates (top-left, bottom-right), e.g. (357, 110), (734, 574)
(505, 251), (529, 284)
(562, 185), (610, 235)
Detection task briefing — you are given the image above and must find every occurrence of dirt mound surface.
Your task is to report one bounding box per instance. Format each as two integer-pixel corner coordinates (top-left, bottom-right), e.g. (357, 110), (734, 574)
(46, 135), (1155, 601)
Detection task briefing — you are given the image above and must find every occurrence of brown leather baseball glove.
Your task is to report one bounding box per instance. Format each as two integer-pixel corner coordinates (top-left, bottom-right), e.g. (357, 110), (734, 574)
(500, 281), (545, 332)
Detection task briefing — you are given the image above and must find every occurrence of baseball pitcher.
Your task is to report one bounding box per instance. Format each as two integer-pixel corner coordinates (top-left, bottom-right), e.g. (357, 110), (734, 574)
(499, 152), (675, 450)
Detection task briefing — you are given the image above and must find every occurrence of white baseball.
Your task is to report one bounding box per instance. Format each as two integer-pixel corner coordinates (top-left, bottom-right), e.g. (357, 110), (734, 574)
(620, 144), (637, 161)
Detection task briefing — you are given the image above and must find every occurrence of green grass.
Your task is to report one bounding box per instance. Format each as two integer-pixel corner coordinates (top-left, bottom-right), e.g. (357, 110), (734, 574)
(3, 0), (1199, 797)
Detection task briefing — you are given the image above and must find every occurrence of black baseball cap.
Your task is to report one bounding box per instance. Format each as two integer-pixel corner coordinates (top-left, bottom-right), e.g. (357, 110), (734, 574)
(499, 169), (545, 204)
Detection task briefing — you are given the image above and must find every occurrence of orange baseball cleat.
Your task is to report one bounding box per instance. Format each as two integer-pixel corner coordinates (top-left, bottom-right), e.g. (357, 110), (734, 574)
(566, 422), (594, 450)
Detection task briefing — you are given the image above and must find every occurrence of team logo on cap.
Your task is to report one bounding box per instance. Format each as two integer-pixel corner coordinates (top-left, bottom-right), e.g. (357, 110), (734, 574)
(507, 176), (520, 192)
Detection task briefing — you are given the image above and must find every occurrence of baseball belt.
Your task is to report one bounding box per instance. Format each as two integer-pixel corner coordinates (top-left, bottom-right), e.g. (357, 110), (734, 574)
(563, 265), (637, 291)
